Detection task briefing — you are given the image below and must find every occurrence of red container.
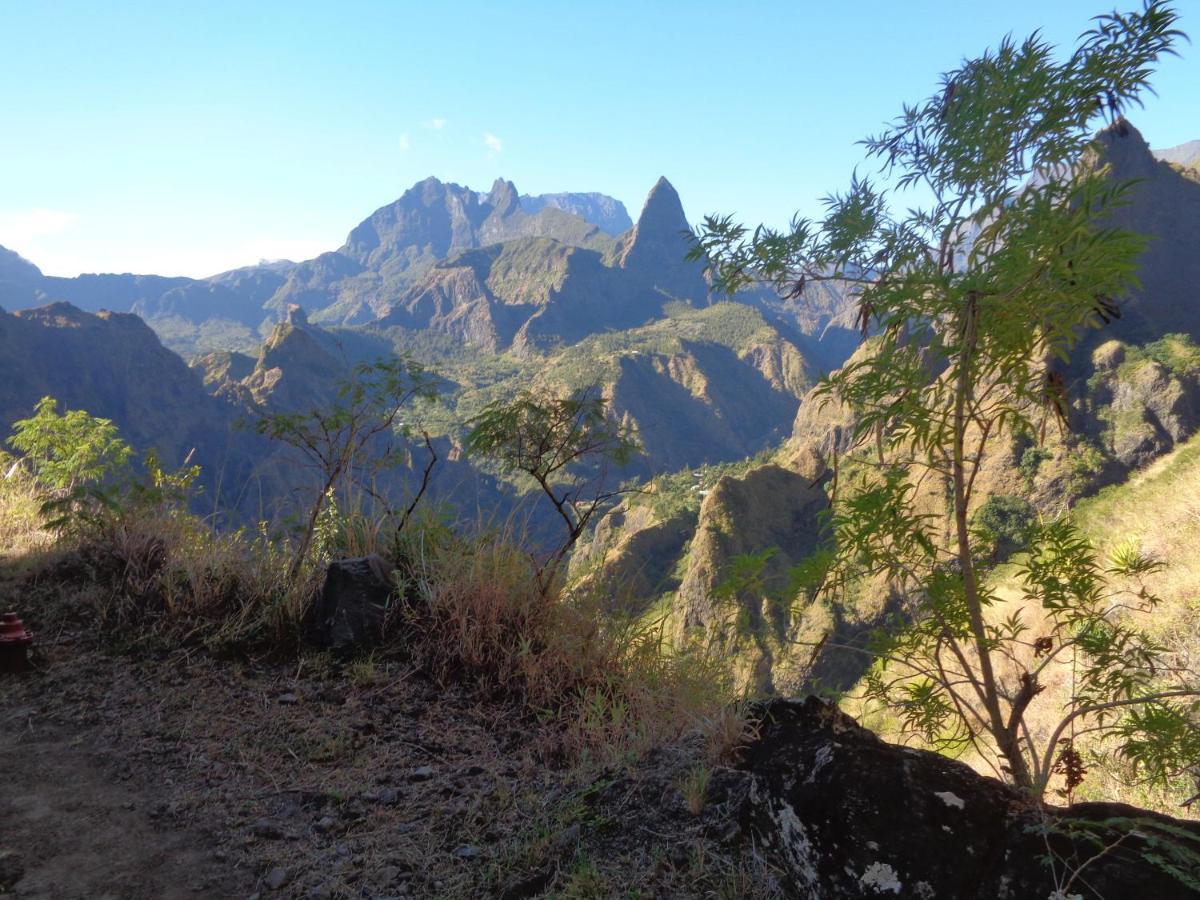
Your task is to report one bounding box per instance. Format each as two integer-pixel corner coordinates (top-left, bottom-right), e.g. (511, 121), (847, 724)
(0, 612), (33, 674)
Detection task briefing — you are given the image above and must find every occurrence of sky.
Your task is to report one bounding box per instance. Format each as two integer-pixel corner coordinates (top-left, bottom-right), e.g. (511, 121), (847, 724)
(1, 1), (1197, 278)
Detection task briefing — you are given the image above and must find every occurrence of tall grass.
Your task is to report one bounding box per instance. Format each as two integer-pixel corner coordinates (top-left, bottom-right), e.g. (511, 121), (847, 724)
(2, 461), (735, 768)
(393, 513), (735, 765)
(0, 457), (52, 561)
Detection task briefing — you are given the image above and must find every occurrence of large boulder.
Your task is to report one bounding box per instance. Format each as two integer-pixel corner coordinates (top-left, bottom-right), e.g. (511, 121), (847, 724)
(308, 556), (395, 653)
(739, 697), (1200, 899)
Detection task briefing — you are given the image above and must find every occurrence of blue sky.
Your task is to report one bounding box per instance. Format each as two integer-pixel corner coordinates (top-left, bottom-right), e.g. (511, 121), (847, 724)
(1, 1), (1196, 277)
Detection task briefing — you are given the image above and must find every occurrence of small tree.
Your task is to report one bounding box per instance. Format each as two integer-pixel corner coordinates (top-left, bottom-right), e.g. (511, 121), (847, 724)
(255, 357), (439, 578)
(465, 385), (640, 592)
(8, 396), (132, 492)
(692, 3), (1196, 798)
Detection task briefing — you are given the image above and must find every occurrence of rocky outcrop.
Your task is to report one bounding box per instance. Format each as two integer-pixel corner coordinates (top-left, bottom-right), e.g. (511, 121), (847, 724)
(308, 556), (396, 653)
(675, 465), (828, 692)
(1084, 338), (1200, 468)
(740, 696), (1200, 899)
(241, 321), (349, 410)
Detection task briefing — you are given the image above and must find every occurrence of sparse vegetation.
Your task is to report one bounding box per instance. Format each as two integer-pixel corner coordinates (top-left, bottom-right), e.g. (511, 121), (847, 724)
(694, 1), (1197, 799)
(254, 357), (439, 577)
(466, 385), (641, 592)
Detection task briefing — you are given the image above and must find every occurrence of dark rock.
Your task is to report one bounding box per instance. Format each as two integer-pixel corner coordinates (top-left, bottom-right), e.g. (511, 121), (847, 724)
(314, 815), (337, 834)
(0, 848), (24, 890)
(452, 844), (481, 860)
(499, 868), (554, 900)
(250, 819), (288, 840)
(263, 866), (289, 890)
(739, 696), (1200, 899)
(308, 556), (395, 652)
(363, 787), (399, 805)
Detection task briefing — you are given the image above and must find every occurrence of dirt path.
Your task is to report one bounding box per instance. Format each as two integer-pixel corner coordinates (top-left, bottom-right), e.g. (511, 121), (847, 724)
(0, 710), (238, 899)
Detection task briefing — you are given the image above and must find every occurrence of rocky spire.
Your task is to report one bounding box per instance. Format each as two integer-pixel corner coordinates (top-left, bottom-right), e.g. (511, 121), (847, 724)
(487, 178), (521, 217)
(618, 177), (708, 302)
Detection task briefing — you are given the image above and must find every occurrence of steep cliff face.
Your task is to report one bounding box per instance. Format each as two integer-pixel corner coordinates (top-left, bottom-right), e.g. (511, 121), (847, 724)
(672, 464), (828, 692)
(0, 302), (253, 492)
(606, 343), (800, 472)
(1080, 120), (1200, 354)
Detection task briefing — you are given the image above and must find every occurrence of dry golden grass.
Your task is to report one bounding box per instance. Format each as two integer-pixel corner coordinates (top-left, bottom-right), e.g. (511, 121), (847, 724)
(4, 460), (736, 772)
(847, 434), (1200, 814)
(0, 460), (53, 561)
(394, 515), (733, 766)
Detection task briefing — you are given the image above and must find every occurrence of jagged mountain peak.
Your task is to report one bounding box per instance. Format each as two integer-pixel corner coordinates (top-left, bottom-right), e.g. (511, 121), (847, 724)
(487, 177), (520, 212)
(637, 176), (686, 230)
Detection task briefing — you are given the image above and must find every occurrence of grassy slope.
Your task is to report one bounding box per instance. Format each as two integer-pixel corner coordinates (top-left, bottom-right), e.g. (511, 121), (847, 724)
(1072, 433), (1200, 656)
(850, 432), (1200, 812)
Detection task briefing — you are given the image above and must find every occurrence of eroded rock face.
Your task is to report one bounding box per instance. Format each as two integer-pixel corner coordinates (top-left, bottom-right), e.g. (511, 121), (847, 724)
(739, 697), (1200, 899)
(1086, 355), (1200, 468)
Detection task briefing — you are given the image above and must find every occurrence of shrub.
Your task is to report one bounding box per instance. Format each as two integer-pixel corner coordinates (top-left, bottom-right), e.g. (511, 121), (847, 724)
(8, 396), (132, 492)
(973, 495), (1037, 560)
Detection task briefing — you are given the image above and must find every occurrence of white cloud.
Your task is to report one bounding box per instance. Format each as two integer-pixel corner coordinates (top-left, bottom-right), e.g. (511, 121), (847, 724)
(0, 208), (79, 251)
(398, 134), (411, 152)
(483, 132), (503, 153)
(423, 117), (447, 130)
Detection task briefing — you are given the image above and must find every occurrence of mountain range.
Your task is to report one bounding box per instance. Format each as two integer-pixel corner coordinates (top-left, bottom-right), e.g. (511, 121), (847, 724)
(2, 125), (1199, 696)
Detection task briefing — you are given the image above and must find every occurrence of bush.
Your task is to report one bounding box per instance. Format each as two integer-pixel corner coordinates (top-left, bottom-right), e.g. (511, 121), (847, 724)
(973, 495), (1037, 560)
(8, 396), (132, 492)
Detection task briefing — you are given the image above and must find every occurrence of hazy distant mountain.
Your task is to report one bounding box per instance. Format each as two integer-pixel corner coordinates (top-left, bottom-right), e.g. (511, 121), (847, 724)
(1153, 138), (1200, 174)
(519, 191), (632, 235)
(0, 178), (636, 353)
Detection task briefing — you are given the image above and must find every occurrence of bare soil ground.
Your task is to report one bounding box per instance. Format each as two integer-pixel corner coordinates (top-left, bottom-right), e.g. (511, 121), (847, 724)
(0, 622), (777, 899)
